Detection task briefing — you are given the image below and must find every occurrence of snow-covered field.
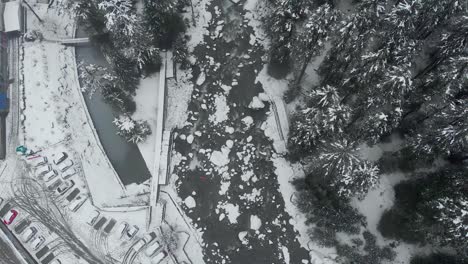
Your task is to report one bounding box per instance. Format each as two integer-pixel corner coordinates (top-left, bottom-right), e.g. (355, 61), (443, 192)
(21, 3), (150, 208)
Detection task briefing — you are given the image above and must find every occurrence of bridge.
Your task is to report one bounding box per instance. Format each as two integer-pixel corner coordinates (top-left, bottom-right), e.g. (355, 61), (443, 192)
(59, 37), (90, 45)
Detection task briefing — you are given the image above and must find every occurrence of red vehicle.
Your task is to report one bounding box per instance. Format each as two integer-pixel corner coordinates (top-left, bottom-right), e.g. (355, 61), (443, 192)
(3, 209), (18, 225)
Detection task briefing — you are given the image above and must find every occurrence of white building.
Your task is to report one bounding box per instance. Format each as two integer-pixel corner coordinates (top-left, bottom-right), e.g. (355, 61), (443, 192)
(2, 1), (23, 33)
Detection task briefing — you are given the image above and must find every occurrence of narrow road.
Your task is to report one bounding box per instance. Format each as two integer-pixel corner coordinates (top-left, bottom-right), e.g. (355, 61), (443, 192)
(0, 222), (36, 264)
(0, 35), (38, 264)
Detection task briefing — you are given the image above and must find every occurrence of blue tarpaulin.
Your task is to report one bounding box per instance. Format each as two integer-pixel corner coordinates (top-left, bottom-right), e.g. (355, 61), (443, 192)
(0, 92), (8, 110)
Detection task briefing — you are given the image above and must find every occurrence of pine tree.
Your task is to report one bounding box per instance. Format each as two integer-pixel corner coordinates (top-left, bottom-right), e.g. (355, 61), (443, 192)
(418, 167), (468, 252)
(290, 4), (339, 88)
(78, 63), (116, 96)
(289, 85), (350, 156)
(98, 0), (137, 37)
(263, 0), (313, 69)
(113, 115), (152, 143)
(310, 138), (379, 198)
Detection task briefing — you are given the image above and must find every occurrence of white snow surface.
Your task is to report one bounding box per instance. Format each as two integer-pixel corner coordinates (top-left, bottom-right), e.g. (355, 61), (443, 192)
(219, 203), (240, 224)
(250, 215), (262, 230)
(166, 68), (195, 130)
(209, 94), (229, 124)
(210, 146), (231, 168)
(22, 4), (144, 208)
(184, 196), (197, 209)
(353, 172), (418, 264)
(282, 246), (291, 264)
(241, 116), (254, 128)
(132, 73), (160, 176)
(248, 96), (266, 109)
(4, 1), (21, 32)
(273, 157), (338, 263)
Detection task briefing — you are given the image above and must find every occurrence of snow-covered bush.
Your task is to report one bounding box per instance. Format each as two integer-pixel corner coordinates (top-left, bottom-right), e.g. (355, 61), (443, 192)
(173, 35), (190, 69)
(78, 63), (116, 96)
(113, 115), (151, 143)
(312, 139), (379, 199)
(98, 0), (137, 37)
(102, 84), (136, 113)
(24, 30), (43, 42)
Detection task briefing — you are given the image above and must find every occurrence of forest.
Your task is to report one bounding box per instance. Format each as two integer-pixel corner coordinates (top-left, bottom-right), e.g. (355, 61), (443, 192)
(261, 0), (467, 262)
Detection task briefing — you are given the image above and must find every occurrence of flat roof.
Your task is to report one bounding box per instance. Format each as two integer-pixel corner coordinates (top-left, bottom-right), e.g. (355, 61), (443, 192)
(3, 1), (21, 33)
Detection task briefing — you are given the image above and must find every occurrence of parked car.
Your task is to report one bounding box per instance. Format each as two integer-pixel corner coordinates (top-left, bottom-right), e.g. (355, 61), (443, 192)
(57, 160), (73, 172)
(47, 178), (62, 191)
(2, 209), (18, 225)
(61, 168), (77, 180)
(115, 222), (128, 238)
(36, 165), (52, 177)
(103, 219), (116, 234)
(14, 219), (31, 234)
(53, 152), (68, 165)
(56, 180), (75, 195)
(133, 239), (147, 252)
(142, 232), (157, 244)
(22, 226), (37, 242)
(93, 217), (107, 230)
(86, 210), (100, 226)
(145, 241), (162, 257)
(126, 225), (139, 239)
(43, 170), (58, 182)
(68, 196), (87, 212)
(66, 188), (80, 202)
(28, 156), (47, 167)
(151, 251), (167, 264)
(30, 236), (45, 250)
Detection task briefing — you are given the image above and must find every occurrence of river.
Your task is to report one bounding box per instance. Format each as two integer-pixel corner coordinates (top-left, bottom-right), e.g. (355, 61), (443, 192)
(74, 26), (151, 186)
(173, 0), (311, 262)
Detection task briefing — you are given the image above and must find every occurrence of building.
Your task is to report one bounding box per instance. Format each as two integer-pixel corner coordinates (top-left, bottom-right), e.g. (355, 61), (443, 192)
(0, 32), (7, 87)
(2, 1), (23, 33)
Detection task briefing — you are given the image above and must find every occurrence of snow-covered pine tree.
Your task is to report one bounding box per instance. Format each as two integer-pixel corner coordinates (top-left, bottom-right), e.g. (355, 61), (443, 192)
(419, 167), (468, 252)
(262, 0), (312, 70)
(408, 100), (467, 162)
(113, 115), (152, 143)
(144, 0), (186, 48)
(289, 85), (350, 156)
(312, 138), (379, 199)
(128, 19), (160, 71)
(98, 0), (137, 37)
(289, 4), (339, 88)
(78, 63), (116, 96)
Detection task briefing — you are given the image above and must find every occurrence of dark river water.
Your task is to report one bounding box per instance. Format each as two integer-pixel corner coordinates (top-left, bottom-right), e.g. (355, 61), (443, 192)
(172, 0), (311, 262)
(75, 26), (151, 186)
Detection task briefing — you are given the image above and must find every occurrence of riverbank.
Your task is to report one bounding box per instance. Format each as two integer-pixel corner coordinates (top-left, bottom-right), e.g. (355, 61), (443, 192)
(21, 3), (147, 208)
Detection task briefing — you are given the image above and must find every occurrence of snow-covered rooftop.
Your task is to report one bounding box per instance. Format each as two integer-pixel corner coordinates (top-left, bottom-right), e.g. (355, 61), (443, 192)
(3, 1), (21, 33)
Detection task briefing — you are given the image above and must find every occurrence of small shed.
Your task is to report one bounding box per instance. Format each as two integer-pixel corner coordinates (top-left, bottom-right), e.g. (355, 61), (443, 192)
(3, 1), (23, 33)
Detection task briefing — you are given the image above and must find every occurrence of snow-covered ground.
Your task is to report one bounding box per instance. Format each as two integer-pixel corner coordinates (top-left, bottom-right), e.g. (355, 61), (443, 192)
(133, 73), (160, 175)
(21, 3), (149, 208)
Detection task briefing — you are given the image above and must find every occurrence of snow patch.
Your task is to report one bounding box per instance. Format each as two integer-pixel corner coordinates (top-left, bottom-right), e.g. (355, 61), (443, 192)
(242, 116), (254, 128)
(210, 147), (231, 168)
(209, 94), (229, 124)
(248, 96), (265, 109)
(250, 215), (262, 230)
(184, 196), (197, 209)
(219, 203), (240, 224)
